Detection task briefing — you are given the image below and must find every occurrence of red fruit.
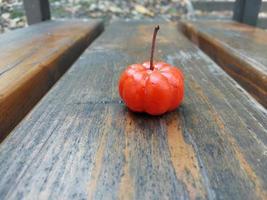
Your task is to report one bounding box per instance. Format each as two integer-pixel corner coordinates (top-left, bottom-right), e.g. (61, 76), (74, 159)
(118, 26), (184, 115)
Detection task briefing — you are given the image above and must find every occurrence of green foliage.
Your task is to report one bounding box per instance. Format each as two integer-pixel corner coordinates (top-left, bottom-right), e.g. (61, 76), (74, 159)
(10, 10), (24, 18)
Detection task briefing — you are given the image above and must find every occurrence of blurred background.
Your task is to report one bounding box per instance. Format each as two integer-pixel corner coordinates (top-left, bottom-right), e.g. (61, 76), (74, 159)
(1, 0), (267, 33)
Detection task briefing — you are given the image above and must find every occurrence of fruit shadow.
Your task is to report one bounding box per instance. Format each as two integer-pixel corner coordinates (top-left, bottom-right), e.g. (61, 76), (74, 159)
(121, 104), (184, 139)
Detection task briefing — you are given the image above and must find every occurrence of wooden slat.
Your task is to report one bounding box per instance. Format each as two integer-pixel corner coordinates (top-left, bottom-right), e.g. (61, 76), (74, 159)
(0, 20), (104, 141)
(23, 0), (51, 25)
(179, 19), (267, 108)
(233, 0), (246, 22)
(241, 0), (262, 26)
(192, 1), (235, 12)
(0, 21), (266, 200)
(192, 0), (267, 12)
(233, 0), (262, 26)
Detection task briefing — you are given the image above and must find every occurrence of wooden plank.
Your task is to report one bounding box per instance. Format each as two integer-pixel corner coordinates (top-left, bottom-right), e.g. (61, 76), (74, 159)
(192, 1), (235, 12)
(179, 19), (267, 108)
(242, 0), (262, 26)
(233, 0), (245, 22)
(23, 0), (51, 25)
(0, 21), (266, 199)
(233, 0), (262, 26)
(0, 19), (104, 142)
(192, 0), (267, 12)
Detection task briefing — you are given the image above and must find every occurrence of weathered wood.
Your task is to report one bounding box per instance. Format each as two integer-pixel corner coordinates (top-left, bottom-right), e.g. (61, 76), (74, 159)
(0, 21), (266, 200)
(233, 0), (245, 22)
(190, 15), (267, 29)
(192, 1), (267, 13)
(242, 0), (262, 26)
(179, 19), (267, 108)
(233, 0), (262, 26)
(0, 20), (104, 142)
(23, 0), (51, 25)
(192, 1), (235, 12)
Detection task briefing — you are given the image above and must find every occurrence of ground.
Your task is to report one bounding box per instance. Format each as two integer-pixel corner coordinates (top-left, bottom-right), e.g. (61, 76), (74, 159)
(2, 0), (265, 34)
(0, 0), (189, 33)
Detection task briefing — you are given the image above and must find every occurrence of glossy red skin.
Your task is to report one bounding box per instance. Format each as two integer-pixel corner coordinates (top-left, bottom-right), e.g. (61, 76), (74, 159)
(119, 61), (184, 115)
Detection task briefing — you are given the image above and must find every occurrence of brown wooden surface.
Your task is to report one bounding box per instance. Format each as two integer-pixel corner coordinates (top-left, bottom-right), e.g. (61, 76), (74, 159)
(0, 19), (104, 141)
(179, 19), (267, 108)
(0, 21), (266, 200)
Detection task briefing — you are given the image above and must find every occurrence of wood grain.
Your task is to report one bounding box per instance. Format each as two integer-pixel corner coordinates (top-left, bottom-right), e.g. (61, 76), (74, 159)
(179, 19), (267, 108)
(0, 19), (104, 141)
(0, 21), (266, 200)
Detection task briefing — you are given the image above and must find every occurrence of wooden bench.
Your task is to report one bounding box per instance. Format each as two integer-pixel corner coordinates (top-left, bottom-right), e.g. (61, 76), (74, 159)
(179, 19), (267, 108)
(0, 19), (104, 141)
(0, 21), (266, 199)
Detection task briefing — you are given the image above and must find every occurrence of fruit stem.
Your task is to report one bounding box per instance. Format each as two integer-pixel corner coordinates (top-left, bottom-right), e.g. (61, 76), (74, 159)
(150, 25), (160, 70)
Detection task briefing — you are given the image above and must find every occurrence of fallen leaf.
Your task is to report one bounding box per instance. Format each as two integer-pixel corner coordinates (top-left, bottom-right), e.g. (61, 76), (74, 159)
(134, 4), (154, 16)
(109, 5), (123, 13)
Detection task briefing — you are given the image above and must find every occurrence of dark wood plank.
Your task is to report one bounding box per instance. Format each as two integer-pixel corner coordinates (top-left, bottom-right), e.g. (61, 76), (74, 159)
(233, 0), (246, 22)
(192, 1), (267, 12)
(242, 0), (262, 26)
(179, 19), (267, 108)
(23, 0), (51, 25)
(0, 20), (104, 141)
(0, 21), (266, 200)
(233, 0), (262, 26)
(193, 1), (235, 12)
